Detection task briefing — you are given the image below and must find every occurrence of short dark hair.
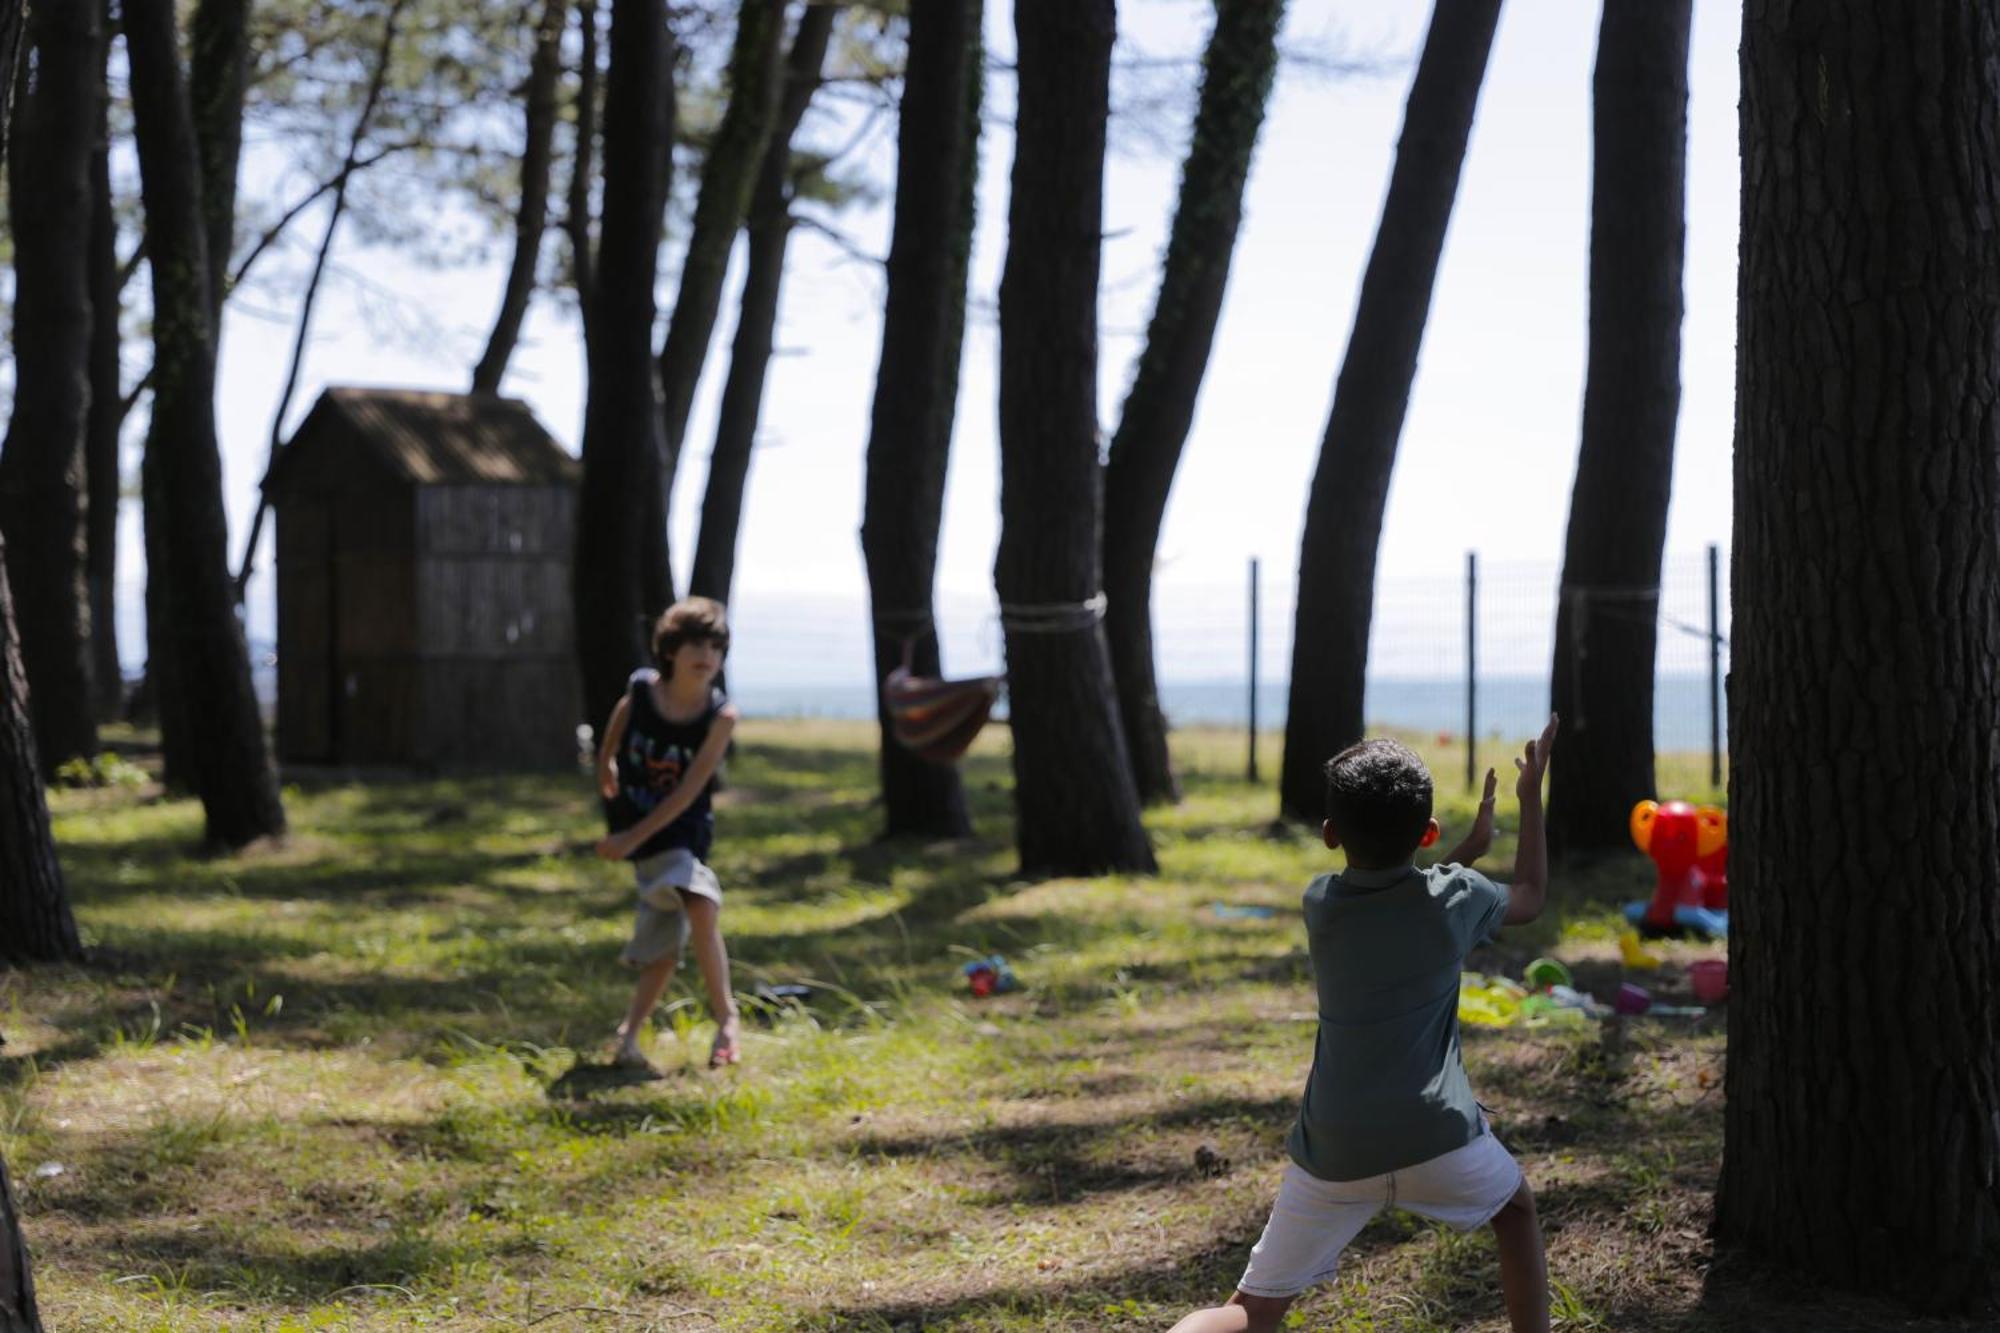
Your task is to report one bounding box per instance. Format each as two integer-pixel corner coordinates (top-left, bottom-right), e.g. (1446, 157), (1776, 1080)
(651, 597), (730, 675)
(1323, 738), (1433, 868)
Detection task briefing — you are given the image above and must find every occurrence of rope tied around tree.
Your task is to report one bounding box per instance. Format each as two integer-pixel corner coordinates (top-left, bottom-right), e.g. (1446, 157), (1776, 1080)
(997, 592), (1107, 635)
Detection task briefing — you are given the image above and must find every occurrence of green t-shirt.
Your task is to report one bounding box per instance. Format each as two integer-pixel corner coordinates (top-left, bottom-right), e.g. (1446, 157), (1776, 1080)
(1286, 861), (1511, 1182)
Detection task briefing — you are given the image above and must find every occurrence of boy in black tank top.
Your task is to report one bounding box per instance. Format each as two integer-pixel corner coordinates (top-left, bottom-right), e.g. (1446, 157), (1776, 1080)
(593, 598), (742, 1070)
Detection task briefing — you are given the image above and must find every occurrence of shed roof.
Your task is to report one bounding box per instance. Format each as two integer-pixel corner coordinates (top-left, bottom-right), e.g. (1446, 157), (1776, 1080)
(266, 387), (579, 496)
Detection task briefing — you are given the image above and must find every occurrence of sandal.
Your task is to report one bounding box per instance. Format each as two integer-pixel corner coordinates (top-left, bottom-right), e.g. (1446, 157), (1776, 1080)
(708, 1016), (742, 1069)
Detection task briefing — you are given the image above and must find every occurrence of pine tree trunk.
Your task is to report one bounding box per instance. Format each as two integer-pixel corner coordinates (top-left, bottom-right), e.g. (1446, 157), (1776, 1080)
(997, 0), (1155, 877)
(1103, 0), (1285, 807)
(687, 3), (836, 605)
(86, 28), (124, 723)
(0, 1150), (45, 1333)
(0, 0), (104, 776)
(472, 0), (569, 394)
(189, 0), (250, 318)
(1545, 0), (1690, 856)
(566, 0), (600, 331)
(1277, 0), (1500, 822)
(125, 0), (287, 849)
(1715, 2), (2000, 1315)
(0, 1), (76, 983)
(649, 0), (786, 604)
(0, 534), (83, 967)
(574, 0), (675, 734)
(859, 0), (981, 841)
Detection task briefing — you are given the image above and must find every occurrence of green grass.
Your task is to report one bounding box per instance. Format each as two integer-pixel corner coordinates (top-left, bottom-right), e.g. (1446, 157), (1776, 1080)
(0, 721), (1969, 1330)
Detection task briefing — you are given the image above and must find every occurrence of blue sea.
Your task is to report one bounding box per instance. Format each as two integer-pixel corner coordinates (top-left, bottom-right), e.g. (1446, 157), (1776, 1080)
(722, 672), (1727, 752)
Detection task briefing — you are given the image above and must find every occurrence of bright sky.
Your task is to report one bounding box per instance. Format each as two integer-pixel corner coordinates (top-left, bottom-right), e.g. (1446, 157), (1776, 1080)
(162, 0), (1742, 685)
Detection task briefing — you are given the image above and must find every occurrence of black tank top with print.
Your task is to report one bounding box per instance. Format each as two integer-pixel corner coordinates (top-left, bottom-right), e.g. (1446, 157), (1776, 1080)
(604, 668), (724, 860)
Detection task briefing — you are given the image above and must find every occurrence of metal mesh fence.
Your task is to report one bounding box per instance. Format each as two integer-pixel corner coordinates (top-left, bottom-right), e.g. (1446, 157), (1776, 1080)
(716, 547), (1732, 771)
(192, 546), (1731, 770)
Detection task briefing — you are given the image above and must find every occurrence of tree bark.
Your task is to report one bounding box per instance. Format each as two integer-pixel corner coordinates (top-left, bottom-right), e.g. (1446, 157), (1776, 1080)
(472, 0), (570, 394)
(997, 0), (1155, 877)
(189, 0), (251, 319)
(1277, 0), (1501, 822)
(647, 0), (786, 609)
(0, 1149), (46, 1333)
(1545, 0), (1691, 856)
(574, 0), (675, 733)
(1103, 0), (1285, 807)
(859, 0), (982, 840)
(126, 0), (287, 849)
(0, 535), (83, 966)
(1715, 1), (2000, 1315)
(686, 2), (837, 605)
(86, 16), (124, 723)
(0, 0), (104, 775)
(566, 0), (601, 331)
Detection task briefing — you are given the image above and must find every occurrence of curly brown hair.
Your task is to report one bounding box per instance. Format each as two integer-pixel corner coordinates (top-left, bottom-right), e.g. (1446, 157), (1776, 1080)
(651, 597), (731, 677)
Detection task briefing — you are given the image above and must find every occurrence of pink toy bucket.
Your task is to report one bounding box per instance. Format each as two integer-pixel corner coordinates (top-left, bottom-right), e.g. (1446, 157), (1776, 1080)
(1689, 959), (1729, 1004)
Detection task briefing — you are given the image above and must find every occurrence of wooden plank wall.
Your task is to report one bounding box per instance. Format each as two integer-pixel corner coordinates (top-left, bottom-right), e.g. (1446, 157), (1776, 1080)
(332, 489), (418, 764)
(413, 485), (581, 768)
(276, 500), (332, 762)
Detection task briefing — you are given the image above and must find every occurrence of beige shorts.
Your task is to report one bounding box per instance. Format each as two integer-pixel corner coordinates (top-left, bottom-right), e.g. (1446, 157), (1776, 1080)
(619, 849), (722, 968)
(1238, 1130), (1523, 1298)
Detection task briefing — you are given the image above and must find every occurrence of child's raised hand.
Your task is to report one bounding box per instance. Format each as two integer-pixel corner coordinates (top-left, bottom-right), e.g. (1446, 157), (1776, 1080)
(1514, 713), (1559, 802)
(598, 770), (619, 801)
(1458, 767), (1500, 861)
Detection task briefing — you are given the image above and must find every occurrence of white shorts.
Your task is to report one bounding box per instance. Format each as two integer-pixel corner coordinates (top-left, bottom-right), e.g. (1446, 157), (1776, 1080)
(1237, 1131), (1523, 1299)
(619, 849), (722, 968)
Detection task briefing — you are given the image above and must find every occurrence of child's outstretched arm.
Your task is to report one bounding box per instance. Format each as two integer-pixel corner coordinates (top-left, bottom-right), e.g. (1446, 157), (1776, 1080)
(596, 695), (633, 800)
(595, 706), (739, 860)
(1502, 714), (1558, 926)
(1440, 767), (1499, 865)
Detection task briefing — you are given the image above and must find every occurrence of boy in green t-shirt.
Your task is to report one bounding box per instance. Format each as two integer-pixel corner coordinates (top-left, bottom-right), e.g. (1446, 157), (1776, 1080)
(1170, 717), (1559, 1333)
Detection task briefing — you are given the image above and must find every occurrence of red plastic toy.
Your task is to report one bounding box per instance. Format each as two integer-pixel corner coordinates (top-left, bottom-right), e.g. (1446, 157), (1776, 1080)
(1628, 800), (1729, 936)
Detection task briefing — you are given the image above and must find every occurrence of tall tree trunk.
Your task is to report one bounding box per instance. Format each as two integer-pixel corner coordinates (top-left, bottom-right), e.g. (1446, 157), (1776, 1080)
(859, 0), (982, 840)
(686, 1), (837, 604)
(1545, 0), (1691, 856)
(189, 0), (250, 319)
(1277, 0), (1500, 822)
(0, 15), (60, 1320)
(0, 536), (81, 967)
(574, 0), (675, 733)
(997, 0), (1155, 877)
(1103, 0), (1285, 807)
(472, 0), (570, 394)
(0, 0), (104, 775)
(0, 1148), (46, 1333)
(566, 0), (601, 333)
(125, 0), (287, 849)
(86, 18), (124, 723)
(646, 0), (786, 609)
(1716, 2), (2000, 1315)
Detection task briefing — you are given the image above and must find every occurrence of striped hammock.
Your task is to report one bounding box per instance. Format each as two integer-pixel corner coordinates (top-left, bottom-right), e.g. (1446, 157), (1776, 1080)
(884, 665), (1002, 763)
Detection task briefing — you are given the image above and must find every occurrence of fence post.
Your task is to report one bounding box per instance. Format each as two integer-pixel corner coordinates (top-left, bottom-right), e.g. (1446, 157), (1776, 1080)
(1708, 542), (1722, 789)
(1465, 550), (1477, 792)
(1247, 556), (1260, 784)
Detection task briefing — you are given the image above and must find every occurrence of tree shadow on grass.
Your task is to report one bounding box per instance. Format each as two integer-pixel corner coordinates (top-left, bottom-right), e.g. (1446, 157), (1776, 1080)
(105, 1222), (493, 1306)
(849, 1092), (1295, 1208)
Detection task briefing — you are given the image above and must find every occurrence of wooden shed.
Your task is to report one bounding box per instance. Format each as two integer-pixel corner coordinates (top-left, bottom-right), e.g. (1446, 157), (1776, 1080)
(266, 387), (581, 769)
